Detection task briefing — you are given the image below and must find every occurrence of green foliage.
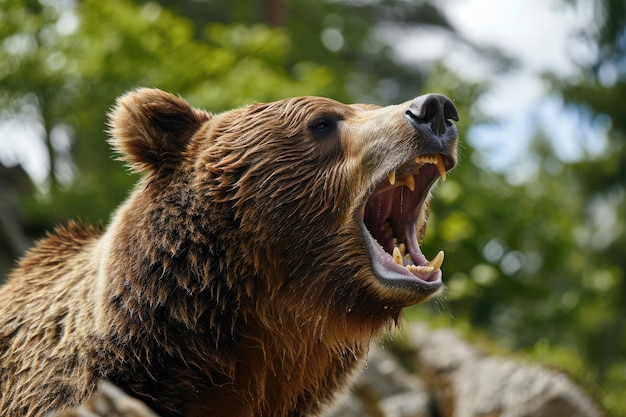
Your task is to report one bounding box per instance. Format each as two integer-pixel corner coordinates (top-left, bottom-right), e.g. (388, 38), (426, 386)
(548, 1), (626, 414)
(2, 0), (336, 226)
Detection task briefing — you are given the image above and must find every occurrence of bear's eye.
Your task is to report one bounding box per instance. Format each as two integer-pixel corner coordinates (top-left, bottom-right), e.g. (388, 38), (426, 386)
(309, 117), (337, 135)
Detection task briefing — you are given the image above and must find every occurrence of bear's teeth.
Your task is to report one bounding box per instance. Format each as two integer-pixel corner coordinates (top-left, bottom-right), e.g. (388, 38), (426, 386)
(392, 243), (445, 272)
(414, 153), (447, 181)
(414, 155), (436, 164)
(435, 154), (446, 181)
(402, 173), (415, 192)
(426, 250), (444, 270)
(387, 154), (446, 189)
(393, 247), (403, 265)
(407, 265), (435, 275)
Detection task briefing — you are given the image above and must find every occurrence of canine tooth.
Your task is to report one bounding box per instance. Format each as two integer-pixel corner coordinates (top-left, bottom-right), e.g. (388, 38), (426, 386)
(398, 243), (406, 257)
(435, 154), (447, 181)
(393, 247), (403, 265)
(426, 250), (445, 270)
(388, 170), (396, 185)
(402, 173), (415, 192)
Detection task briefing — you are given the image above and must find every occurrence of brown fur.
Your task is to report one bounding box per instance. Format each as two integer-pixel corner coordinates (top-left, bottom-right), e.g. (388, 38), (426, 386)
(0, 89), (458, 417)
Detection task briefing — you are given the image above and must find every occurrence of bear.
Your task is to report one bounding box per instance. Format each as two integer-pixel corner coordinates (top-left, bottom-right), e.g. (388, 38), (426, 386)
(0, 88), (459, 417)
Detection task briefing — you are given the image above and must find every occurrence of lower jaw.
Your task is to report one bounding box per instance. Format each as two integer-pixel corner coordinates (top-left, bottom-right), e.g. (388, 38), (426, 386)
(370, 271), (444, 306)
(370, 259), (444, 302)
(359, 222), (444, 304)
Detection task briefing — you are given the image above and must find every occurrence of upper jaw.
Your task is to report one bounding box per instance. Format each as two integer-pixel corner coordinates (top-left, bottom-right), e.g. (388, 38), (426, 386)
(358, 151), (456, 303)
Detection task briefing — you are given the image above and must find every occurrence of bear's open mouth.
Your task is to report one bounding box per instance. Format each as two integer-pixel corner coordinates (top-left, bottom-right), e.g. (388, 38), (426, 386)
(359, 153), (451, 291)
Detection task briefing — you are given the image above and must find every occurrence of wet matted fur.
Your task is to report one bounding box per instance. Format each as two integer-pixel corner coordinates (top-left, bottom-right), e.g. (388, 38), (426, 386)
(0, 89), (459, 417)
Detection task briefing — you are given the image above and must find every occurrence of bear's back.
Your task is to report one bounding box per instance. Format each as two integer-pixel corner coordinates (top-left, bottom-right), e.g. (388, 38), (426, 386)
(0, 222), (103, 417)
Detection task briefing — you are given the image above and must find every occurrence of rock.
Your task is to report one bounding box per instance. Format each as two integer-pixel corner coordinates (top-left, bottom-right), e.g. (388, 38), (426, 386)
(55, 382), (159, 417)
(408, 324), (603, 417)
(54, 324), (604, 417)
(328, 344), (432, 417)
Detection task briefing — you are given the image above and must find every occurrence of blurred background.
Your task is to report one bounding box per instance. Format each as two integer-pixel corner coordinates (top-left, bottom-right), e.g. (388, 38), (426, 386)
(0, 0), (624, 414)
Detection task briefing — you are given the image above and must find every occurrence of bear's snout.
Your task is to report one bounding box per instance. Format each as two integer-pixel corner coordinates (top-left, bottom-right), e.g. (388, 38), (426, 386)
(405, 93), (459, 149)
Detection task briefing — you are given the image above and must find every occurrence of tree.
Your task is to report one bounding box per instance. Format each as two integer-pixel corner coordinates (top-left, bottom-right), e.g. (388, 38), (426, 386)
(0, 0), (335, 253)
(553, 0), (626, 412)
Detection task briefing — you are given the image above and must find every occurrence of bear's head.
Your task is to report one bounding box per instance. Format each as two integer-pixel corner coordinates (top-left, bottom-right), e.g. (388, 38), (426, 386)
(108, 88), (458, 334)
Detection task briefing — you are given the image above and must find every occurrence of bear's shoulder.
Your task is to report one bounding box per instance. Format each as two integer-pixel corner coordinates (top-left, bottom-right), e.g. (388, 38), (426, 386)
(15, 221), (103, 272)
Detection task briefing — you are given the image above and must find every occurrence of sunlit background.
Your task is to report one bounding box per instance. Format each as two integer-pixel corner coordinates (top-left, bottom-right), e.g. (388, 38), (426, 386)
(0, 0), (624, 414)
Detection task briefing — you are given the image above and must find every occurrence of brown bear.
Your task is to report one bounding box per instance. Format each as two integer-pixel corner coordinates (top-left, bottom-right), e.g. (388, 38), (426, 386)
(0, 88), (459, 417)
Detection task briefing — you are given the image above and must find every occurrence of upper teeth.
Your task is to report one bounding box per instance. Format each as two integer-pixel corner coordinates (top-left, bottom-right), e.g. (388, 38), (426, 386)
(387, 153), (447, 188)
(402, 173), (415, 192)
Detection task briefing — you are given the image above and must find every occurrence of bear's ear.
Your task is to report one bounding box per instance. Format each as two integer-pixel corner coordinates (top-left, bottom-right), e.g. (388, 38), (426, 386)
(108, 88), (210, 175)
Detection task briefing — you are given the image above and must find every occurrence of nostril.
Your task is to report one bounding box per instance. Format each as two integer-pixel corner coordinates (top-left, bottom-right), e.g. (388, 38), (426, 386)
(443, 100), (459, 123)
(407, 94), (459, 137)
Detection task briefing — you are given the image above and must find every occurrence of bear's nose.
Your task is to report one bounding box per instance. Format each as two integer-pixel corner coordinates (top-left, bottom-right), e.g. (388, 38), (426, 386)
(405, 94), (459, 137)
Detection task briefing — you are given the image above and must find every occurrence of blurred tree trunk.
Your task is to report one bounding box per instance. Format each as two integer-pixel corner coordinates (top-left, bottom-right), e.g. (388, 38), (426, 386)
(559, 0), (626, 381)
(0, 164), (31, 281)
(39, 92), (58, 195)
(264, 0), (285, 26)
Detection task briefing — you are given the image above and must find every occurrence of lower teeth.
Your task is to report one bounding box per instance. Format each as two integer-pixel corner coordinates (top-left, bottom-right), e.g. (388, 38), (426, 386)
(407, 264), (435, 275)
(391, 244), (445, 276)
(392, 247), (403, 265)
(383, 220), (445, 275)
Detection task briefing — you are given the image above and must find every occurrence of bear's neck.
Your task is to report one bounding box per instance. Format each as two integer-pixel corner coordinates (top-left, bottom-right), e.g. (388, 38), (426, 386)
(97, 185), (395, 417)
(181, 316), (372, 417)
